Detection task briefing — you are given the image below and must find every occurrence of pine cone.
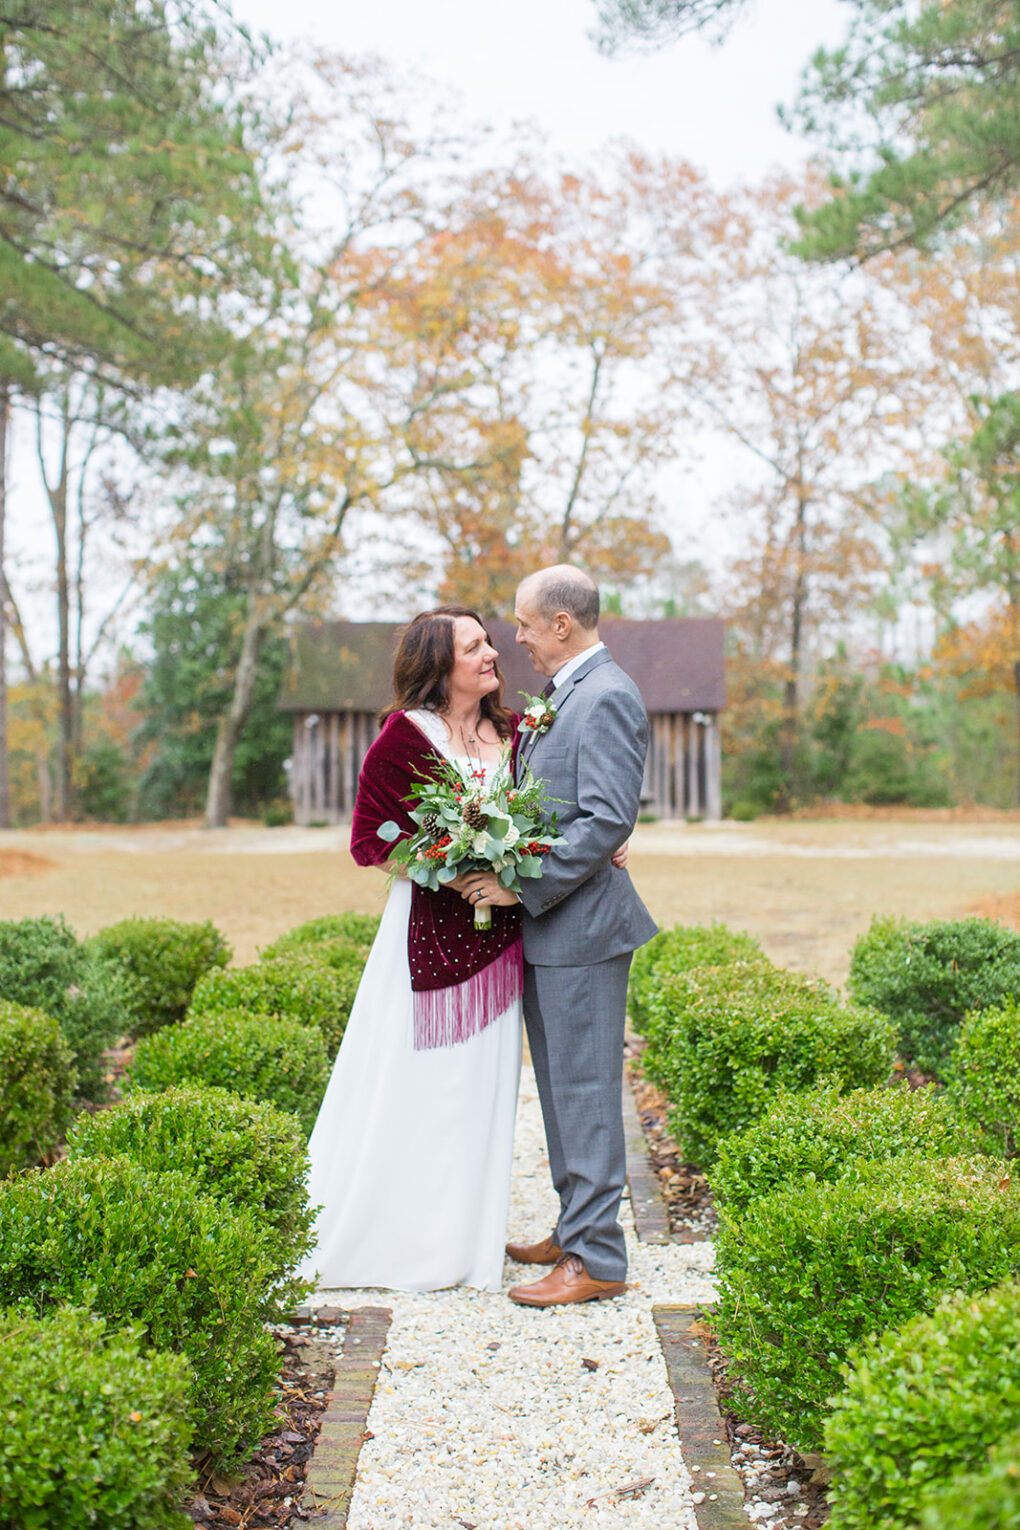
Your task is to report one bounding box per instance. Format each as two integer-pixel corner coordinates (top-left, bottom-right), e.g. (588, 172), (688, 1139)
(421, 811), (442, 838)
(462, 798), (485, 830)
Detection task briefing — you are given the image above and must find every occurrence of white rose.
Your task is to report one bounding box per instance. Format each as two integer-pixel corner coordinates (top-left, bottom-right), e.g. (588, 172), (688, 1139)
(472, 831), (489, 855)
(502, 823), (520, 848)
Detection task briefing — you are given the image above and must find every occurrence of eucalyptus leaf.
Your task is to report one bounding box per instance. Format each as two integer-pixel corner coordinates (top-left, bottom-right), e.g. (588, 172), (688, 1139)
(377, 821), (401, 843)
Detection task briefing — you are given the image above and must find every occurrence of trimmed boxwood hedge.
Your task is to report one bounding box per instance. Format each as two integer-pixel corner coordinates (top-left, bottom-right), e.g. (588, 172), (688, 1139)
(713, 1154), (1020, 1452)
(128, 1010), (330, 1135)
(918, 1428), (1020, 1530)
(0, 1304), (193, 1530)
(628, 922), (764, 1034)
(189, 953), (358, 1056)
(825, 1280), (1020, 1530)
(0, 915), (129, 1102)
(93, 916), (231, 1037)
(848, 915), (1020, 1077)
(67, 1085), (315, 1318)
(0, 1157), (278, 1467)
(711, 1079), (963, 1215)
(260, 911), (380, 956)
(945, 997), (1020, 1157)
(643, 960), (897, 1165)
(0, 1000), (77, 1174)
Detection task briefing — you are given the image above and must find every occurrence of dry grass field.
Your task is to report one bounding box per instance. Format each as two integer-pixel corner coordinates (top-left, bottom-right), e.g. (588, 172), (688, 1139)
(2, 815), (1020, 986)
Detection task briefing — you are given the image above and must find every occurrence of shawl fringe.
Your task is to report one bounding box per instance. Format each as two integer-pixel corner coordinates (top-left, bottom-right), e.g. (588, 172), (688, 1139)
(413, 940), (523, 1050)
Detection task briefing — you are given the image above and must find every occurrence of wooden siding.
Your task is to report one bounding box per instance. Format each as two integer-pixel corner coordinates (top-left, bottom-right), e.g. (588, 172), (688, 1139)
(292, 707), (720, 824)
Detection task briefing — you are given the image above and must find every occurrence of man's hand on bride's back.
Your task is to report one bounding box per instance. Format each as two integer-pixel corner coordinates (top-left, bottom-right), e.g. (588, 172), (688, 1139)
(611, 840), (629, 870)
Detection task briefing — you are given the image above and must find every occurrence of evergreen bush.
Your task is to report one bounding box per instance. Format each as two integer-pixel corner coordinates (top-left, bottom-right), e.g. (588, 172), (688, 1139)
(261, 911), (380, 953)
(128, 1010), (329, 1135)
(189, 952), (357, 1054)
(0, 1157), (278, 1466)
(849, 915), (1020, 1077)
(0, 915), (129, 1102)
(945, 997), (1020, 1157)
(918, 1428), (1020, 1530)
(0, 1304), (193, 1530)
(711, 1079), (963, 1214)
(713, 1154), (1020, 1451)
(627, 922), (764, 1034)
(644, 960), (896, 1165)
(68, 1085), (315, 1317)
(825, 1281), (1020, 1530)
(0, 1001), (77, 1174)
(92, 916), (231, 1037)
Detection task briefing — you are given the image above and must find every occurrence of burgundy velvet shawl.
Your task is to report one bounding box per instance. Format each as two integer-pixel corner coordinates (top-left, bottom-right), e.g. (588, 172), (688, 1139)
(350, 711), (522, 1048)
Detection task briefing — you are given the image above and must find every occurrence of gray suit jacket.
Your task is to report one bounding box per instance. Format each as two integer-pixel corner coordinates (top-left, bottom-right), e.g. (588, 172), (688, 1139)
(515, 647), (658, 967)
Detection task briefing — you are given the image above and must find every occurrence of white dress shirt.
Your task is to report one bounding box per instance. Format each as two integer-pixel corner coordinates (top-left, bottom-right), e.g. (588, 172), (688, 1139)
(549, 641), (606, 694)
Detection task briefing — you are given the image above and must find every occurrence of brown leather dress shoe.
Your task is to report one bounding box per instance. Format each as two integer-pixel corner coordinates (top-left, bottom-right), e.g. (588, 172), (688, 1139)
(505, 1235), (563, 1265)
(509, 1253), (627, 1307)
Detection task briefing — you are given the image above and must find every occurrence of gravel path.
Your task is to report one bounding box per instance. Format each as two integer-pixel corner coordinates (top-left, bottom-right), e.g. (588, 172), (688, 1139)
(309, 1063), (716, 1529)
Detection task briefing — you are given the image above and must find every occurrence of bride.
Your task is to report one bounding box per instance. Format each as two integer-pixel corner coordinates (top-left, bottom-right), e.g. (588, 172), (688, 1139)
(298, 604), (526, 1293)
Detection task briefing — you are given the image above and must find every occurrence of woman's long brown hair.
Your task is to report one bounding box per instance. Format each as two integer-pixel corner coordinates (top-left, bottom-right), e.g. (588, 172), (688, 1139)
(379, 605), (515, 739)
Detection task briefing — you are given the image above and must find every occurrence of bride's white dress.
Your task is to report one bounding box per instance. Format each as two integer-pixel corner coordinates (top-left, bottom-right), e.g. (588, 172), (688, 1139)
(298, 710), (523, 1293)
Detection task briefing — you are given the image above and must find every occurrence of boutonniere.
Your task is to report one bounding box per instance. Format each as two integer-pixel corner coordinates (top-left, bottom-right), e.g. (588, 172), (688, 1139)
(518, 692), (557, 736)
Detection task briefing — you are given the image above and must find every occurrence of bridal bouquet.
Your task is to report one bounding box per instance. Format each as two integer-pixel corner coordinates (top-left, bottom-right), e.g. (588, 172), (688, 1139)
(377, 756), (565, 929)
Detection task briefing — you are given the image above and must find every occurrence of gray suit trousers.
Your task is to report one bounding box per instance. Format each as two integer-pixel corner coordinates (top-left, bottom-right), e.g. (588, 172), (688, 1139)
(523, 952), (632, 1282)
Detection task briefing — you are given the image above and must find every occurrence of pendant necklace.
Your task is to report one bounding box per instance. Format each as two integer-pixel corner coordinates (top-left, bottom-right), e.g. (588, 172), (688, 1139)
(459, 715), (484, 773)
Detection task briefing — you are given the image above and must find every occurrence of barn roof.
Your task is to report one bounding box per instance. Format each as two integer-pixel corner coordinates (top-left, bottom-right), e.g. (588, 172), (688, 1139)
(278, 617), (726, 714)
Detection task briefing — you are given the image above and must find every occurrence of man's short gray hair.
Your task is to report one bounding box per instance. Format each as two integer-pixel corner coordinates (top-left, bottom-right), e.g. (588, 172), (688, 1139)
(523, 566), (600, 630)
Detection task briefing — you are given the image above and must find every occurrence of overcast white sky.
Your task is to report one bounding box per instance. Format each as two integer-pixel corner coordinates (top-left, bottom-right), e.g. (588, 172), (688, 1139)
(231, 0), (849, 185)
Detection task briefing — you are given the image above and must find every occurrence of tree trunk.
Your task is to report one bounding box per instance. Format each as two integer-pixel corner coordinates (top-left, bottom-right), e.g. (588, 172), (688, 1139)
(204, 597), (266, 829)
(0, 387), (10, 830)
(778, 485), (809, 811)
(37, 403), (73, 820)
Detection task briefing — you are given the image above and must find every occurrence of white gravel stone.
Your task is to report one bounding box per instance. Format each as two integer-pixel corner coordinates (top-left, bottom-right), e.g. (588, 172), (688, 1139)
(309, 1063), (716, 1528)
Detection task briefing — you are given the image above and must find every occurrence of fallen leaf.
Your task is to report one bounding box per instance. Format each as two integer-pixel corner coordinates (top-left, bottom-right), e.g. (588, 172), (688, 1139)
(581, 1358), (599, 1372)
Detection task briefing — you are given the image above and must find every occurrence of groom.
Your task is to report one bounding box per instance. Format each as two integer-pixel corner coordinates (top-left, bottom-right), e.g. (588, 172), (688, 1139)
(460, 565), (657, 1306)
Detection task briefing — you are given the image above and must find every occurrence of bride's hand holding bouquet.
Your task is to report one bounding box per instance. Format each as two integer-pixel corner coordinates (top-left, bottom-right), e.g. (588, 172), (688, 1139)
(378, 756), (565, 930)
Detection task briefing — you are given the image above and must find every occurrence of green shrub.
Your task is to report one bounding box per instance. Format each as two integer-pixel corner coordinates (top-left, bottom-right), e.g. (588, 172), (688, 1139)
(0, 1001), (77, 1174)
(0, 915), (129, 1102)
(644, 960), (897, 1165)
(190, 952), (358, 1054)
(918, 1428), (1020, 1530)
(628, 922), (764, 1034)
(67, 1084), (315, 1317)
(0, 1304), (193, 1530)
(262, 911), (380, 952)
(92, 916), (231, 1037)
(713, 1154), (1020, 1452)
(945, 998), (1020, 1157)
(0, 1157), (278, 1466)
(825, 1281), (1020, 1530)
(849, 915), (1020, 1077)
(128, 1009), (330, 1135)
(711, 1079), (963, 1214)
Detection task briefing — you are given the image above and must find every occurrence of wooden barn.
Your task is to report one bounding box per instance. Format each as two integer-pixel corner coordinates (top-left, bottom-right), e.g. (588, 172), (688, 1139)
(278, 617), (726, 824)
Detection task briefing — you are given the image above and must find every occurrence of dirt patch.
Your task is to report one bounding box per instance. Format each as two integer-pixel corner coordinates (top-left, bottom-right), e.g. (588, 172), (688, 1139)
(779, 803), (1020, 823)
(971, 891), (1020, 930)
(0, 849), (58, 877)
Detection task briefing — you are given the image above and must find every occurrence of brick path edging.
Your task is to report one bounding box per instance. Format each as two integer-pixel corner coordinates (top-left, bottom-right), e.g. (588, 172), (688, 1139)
(301, 1305), (392, 1526)
(654, 1305), (748, 1530)
(621, 1073), (673, 1245)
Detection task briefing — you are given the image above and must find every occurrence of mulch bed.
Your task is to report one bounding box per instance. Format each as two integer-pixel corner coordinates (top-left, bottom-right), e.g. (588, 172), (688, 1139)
(705, 1333), (831, 1529)
(628, 1051), (830, 1527)
(186, 1312), (346, 1528)
(625, 1044), (716, 1239)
